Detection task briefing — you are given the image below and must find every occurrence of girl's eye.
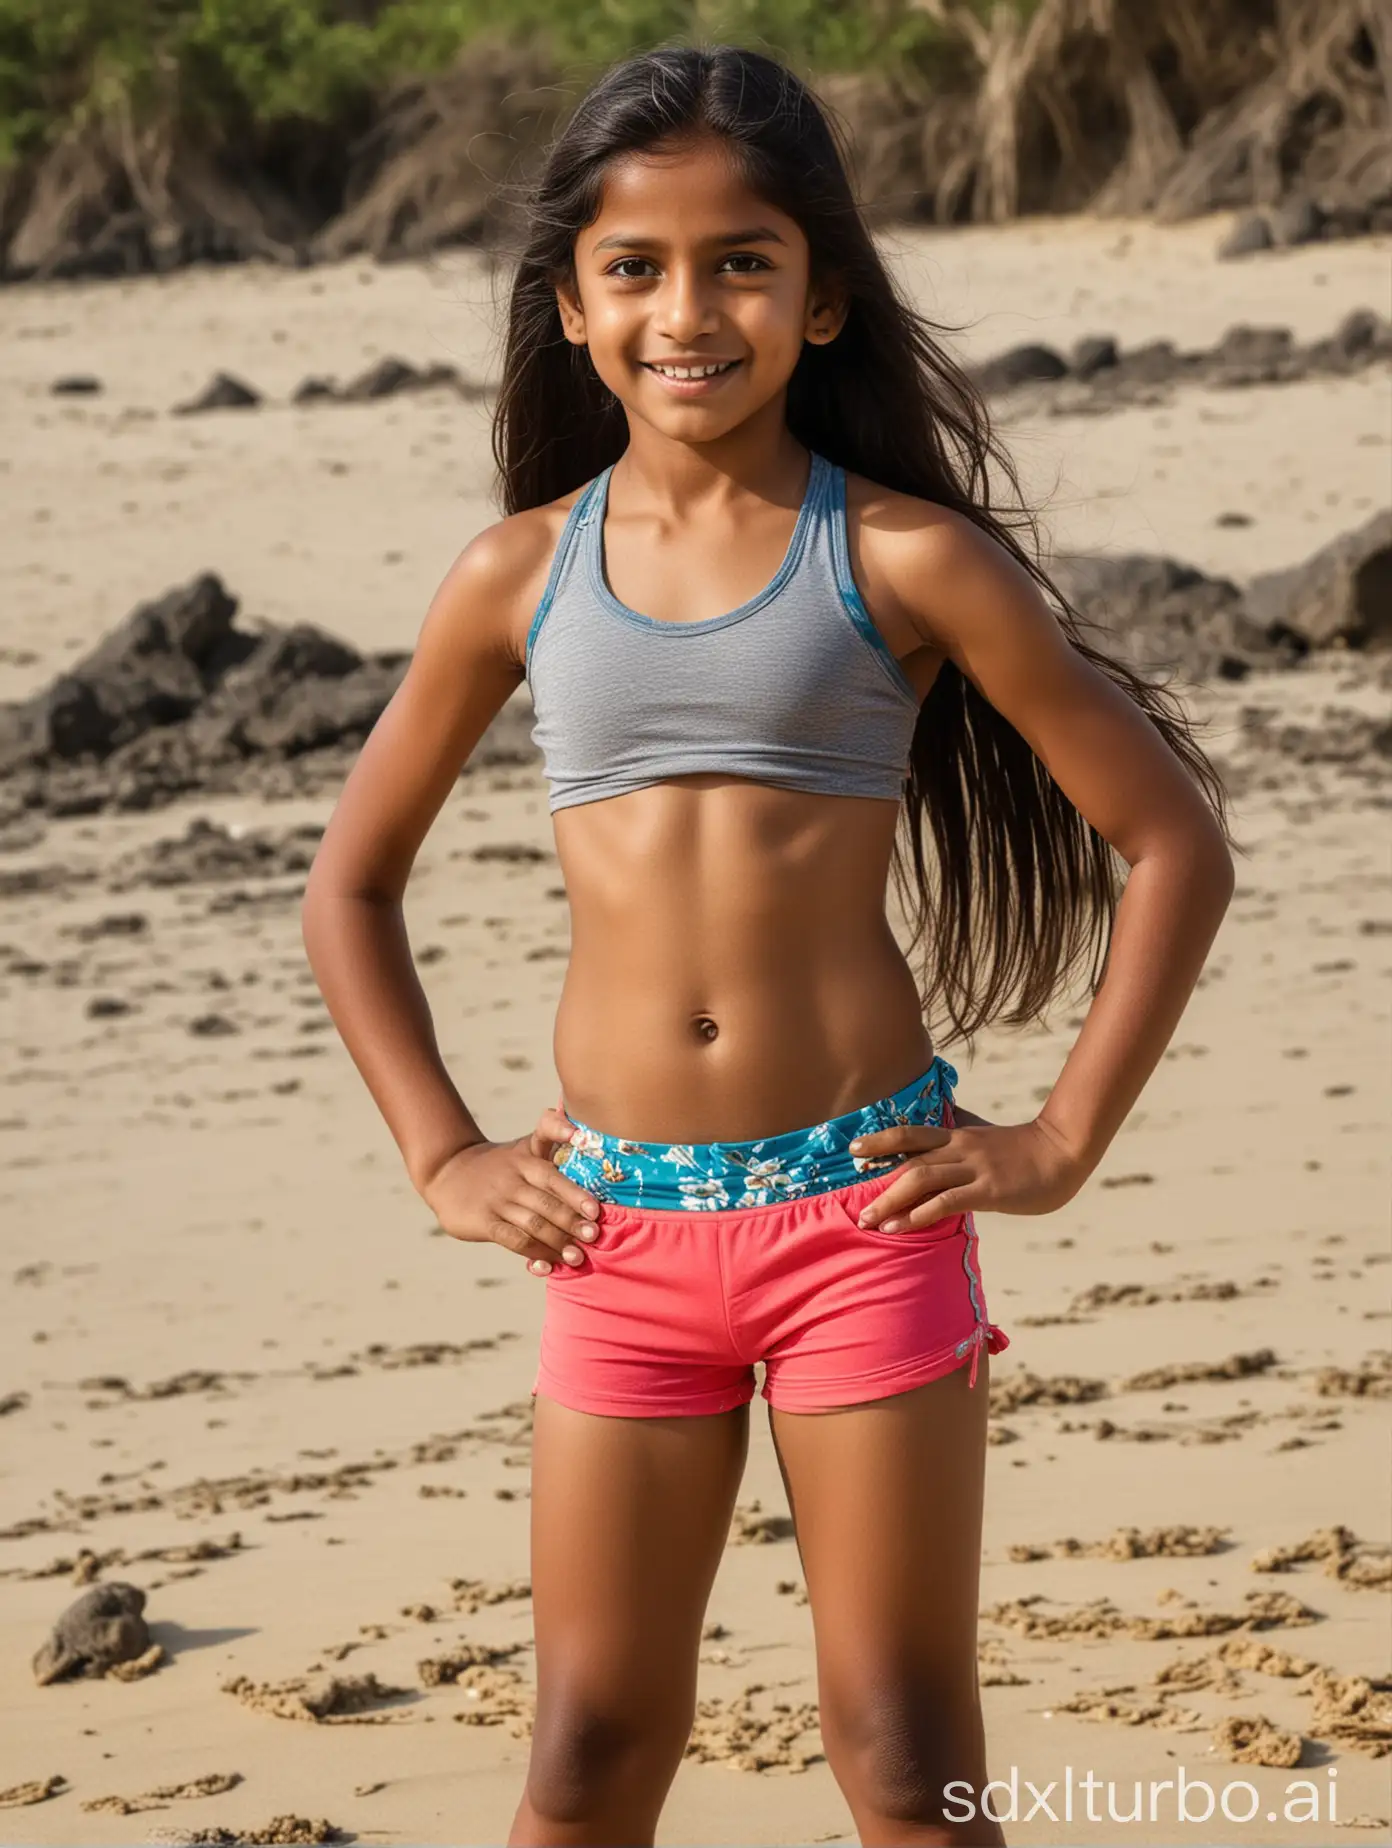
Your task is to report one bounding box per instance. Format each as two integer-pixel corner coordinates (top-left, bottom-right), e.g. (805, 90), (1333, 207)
(603, 253), (770, 280)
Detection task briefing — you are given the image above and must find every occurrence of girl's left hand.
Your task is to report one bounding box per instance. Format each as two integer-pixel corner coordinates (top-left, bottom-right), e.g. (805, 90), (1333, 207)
(848, 1105), (1087, 1229)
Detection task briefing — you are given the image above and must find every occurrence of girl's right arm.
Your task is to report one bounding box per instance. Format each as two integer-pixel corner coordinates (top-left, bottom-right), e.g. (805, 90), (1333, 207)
(300, 519), (600, 1276)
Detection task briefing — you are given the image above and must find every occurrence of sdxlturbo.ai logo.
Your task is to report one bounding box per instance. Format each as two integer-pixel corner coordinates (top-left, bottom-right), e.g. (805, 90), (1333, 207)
(944, 1764), (1340, 1827)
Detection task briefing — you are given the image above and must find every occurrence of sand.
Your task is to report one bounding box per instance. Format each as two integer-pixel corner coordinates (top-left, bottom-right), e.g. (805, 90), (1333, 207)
(0, 211), (1389, 1846)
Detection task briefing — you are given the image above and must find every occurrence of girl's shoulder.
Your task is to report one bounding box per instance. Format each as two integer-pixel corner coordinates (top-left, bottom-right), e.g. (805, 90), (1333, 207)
(841, 466), (970, 543)
(437, 481), (594, 670)
(462, 480), (592, 590)
(836, 465), (1047, 670)
(839, 467), (1016, 610)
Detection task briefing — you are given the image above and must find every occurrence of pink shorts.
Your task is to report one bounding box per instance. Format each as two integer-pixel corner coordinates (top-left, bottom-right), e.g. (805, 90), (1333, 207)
(531, 1172), (1009, 1418)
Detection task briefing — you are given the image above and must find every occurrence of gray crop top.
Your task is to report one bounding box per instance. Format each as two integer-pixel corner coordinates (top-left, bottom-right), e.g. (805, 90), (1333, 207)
(523, 449), (921, 813)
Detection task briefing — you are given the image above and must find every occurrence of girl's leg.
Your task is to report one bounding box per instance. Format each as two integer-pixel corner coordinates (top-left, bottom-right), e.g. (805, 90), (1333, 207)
(510, 1395), (751, 1848)
(768, 1360), (1006, 1848)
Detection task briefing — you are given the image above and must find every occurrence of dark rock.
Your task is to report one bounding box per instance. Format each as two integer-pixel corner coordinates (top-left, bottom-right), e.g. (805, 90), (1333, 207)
(189, 1012), (239, 1037)
(291, 362), (488, 405)
(110, 817), (323, 891)
(453, 371), (492, 402)
(33, 1582), (150, 1684)
(1268, 196), (1325, 247)
(1213, 322), (1298, 385)
(0, 700), (47, 773)
(0, 575), (241, 771)
(1216, 512), (1253, 528)
(200, 624), (366, 751)
(86, 995), (133, 1018)
(975, 343), (1069, 393)
(1113, 340), (1181, 385)
(222, 648), (400, 758)
(341, 357), (436, 401)
(174, 372), (261, 415)
(343, 354), (417, 399)
(0, 863), (95, 898)
(0, 573), (441, 814)
(1070, 336), (1118, 379)
(470, 842), (548, 863)
(1215, 324), (1294, 368)
(1331, 309), (1391, 361)
(70, 912), (149, 941)
(1244, 511), (1392, 651)
(50, 375), (102, 396)
(1052, 553), (1299, 681)
(987, 309), (1390, 411)
(1217, 214), (1273, 260)
(1236, 707), (1392, 775)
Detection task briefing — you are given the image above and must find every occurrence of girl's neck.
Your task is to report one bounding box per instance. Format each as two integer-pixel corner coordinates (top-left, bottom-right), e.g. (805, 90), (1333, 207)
(611, 414), (809, 514)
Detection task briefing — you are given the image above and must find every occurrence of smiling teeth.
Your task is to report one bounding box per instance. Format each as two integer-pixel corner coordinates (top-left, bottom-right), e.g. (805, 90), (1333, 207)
(648, 362), (734, 379)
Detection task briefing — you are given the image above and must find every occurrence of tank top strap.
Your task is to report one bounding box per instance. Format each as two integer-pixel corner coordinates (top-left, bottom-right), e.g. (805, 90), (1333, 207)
(801, 452), (847, 585)
(574, 464), (614, 531)
(798, 448), (839, 575)
(695, 446), (838, 596)
(813, 453), (914, 690)
(568, 461), (616, 583)
(524, 471), (608, 678)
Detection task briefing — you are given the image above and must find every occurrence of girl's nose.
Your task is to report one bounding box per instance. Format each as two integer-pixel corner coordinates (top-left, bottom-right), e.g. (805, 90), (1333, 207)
(654, 270), (719, 344)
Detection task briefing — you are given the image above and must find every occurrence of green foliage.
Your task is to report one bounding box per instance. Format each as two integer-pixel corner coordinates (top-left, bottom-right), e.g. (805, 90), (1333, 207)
(352, 0), (954, 77)
(0, 0), (1025, 170)
(179, 2), (380, 122)
(0, 0), (381, 162)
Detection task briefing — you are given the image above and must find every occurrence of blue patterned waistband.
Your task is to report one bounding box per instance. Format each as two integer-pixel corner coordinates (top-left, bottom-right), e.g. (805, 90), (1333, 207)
(555, 1055), (957, 1212)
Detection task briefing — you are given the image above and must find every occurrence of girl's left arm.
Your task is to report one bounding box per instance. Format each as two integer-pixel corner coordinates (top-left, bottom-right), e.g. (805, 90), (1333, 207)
(852, 506), (1235, 1228)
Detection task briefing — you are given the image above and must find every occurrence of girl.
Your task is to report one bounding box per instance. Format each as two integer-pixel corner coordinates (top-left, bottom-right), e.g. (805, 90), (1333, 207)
(301, 44), (1234, 1848)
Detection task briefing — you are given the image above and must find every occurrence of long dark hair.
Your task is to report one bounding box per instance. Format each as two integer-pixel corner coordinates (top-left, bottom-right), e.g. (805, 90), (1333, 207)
(492, 44), (1230, 1043)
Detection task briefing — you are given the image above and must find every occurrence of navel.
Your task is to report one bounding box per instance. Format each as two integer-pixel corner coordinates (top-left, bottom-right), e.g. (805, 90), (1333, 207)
(691, 1013), (720, 1044)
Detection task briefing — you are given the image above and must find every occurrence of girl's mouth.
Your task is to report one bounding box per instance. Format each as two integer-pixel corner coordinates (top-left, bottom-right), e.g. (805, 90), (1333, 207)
(640, 359), (742, 395)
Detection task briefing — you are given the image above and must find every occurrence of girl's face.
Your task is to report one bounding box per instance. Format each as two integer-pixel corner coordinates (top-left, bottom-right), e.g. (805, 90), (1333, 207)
(555, 134), (845, 442)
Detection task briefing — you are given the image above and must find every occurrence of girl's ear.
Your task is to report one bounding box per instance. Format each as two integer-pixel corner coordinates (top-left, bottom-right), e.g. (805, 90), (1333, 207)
(555, 273), (587, 347)
(804, 281), (849, 346)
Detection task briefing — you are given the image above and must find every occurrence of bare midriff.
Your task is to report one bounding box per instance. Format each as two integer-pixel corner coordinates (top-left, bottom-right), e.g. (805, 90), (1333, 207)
(550, 774), (935, 1143)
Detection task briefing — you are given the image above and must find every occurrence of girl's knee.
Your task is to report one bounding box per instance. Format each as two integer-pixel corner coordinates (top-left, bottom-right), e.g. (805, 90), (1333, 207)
(526, 1689), (688, 1824)
(820, 1675), (987, 1823)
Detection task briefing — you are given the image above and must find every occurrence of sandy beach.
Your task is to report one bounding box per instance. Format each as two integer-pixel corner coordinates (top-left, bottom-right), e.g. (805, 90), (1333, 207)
(1, 212), (1389, 1846)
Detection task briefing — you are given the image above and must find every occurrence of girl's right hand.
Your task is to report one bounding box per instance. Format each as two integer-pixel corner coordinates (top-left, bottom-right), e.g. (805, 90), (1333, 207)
(422, 1107), (601, 1277)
